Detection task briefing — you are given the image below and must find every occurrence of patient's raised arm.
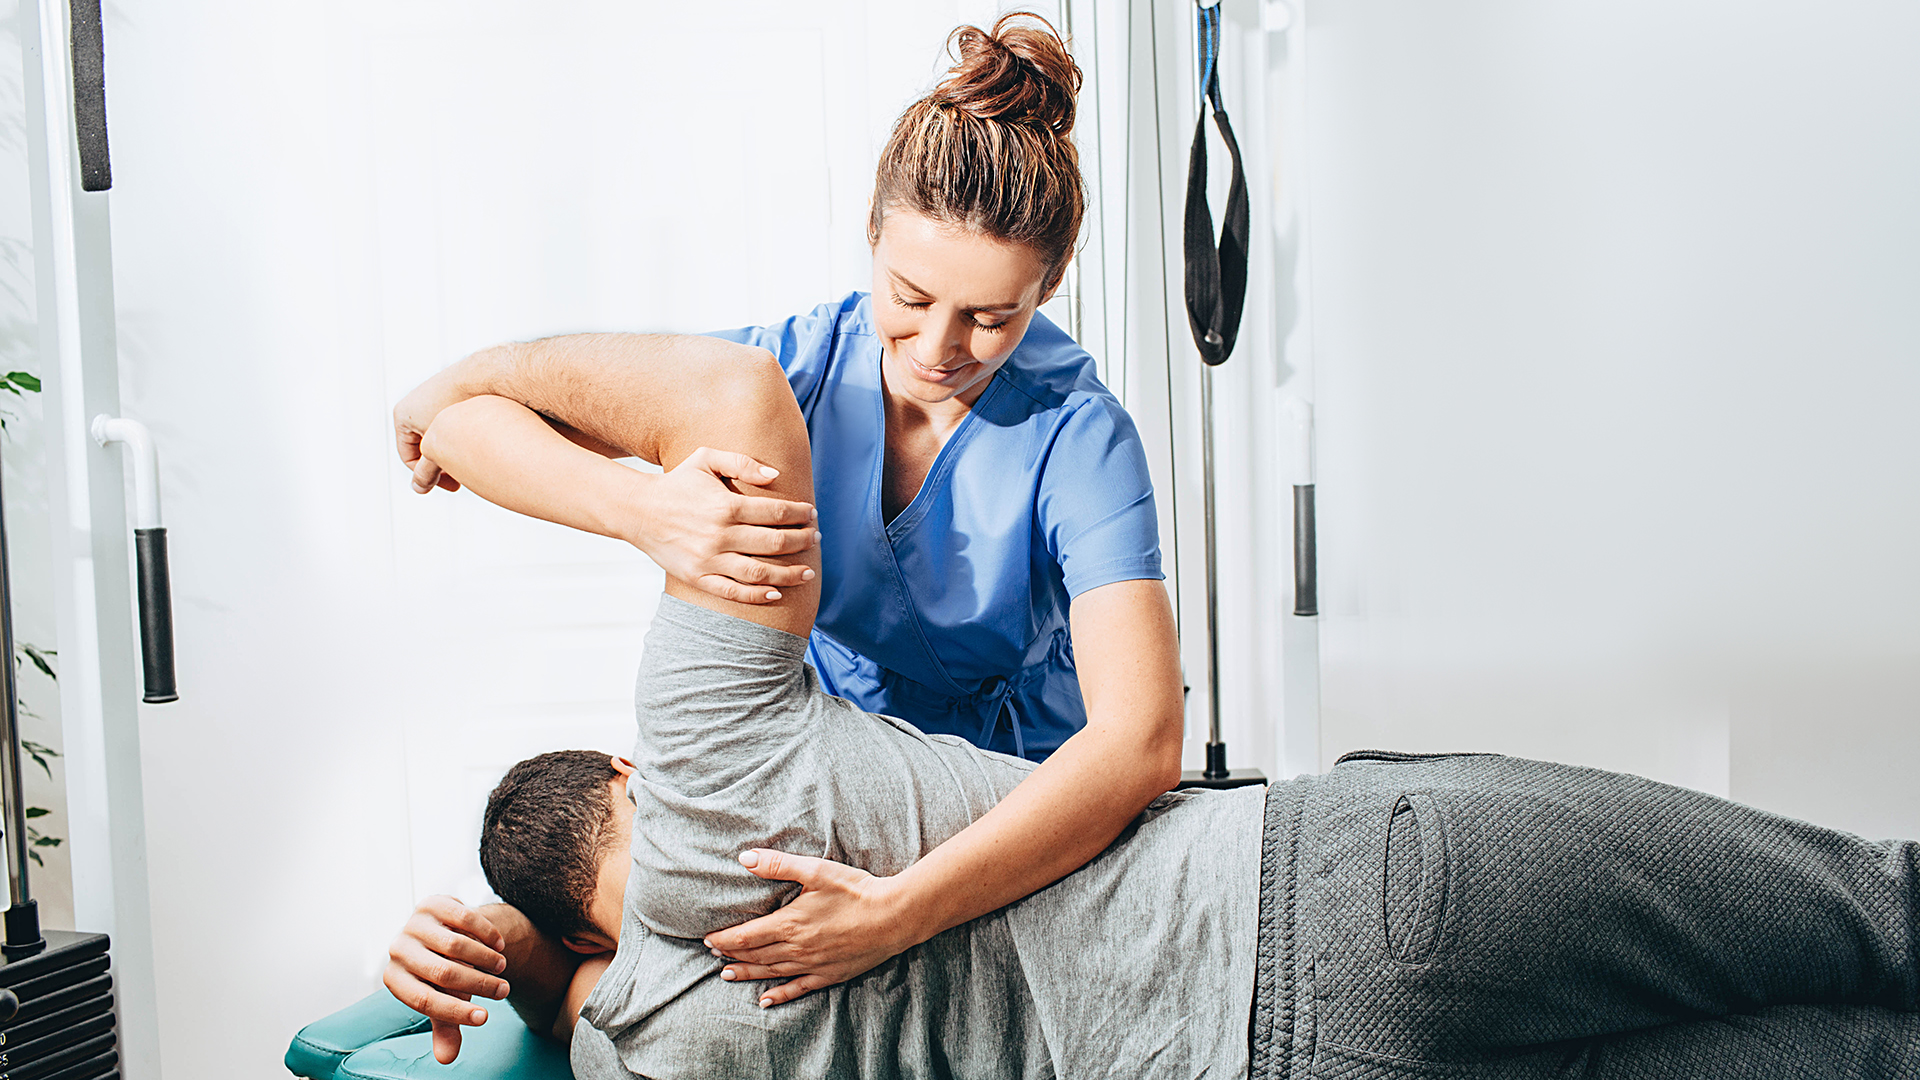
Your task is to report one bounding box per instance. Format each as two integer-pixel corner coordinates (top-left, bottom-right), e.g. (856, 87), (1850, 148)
(421, 383), (819, 637)
(395, 334), (818, 604)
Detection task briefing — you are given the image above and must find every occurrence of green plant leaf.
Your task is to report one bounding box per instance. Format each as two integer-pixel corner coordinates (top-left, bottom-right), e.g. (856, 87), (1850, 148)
(28, 851), (41, 867)
(0, 381), (16, 396)
(6, 372), (40, 392)
(21, 740), (58, 757)
(32, 836), (61, 847)
(24, 807), (47, 818)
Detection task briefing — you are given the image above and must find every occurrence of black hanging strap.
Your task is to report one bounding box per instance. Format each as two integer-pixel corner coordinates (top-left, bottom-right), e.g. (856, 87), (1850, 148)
(1182, 3), (1249, 367)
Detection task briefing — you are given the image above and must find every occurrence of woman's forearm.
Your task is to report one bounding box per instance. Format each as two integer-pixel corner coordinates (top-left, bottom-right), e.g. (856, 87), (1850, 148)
(887, 720), (1180, 942)
(888, 578), (1185, 942)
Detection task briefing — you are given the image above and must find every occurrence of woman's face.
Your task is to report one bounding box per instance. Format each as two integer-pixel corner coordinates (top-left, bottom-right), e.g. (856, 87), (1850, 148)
(870, 207), (1056, 409)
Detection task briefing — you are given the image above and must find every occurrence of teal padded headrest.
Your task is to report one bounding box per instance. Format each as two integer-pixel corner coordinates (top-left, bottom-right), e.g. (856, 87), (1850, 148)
(288, 989), (574, 1079)
(286, 990), (430, 1080)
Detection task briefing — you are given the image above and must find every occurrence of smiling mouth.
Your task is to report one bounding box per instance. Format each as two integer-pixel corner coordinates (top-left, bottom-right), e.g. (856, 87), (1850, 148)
(908, 356), (972, 382)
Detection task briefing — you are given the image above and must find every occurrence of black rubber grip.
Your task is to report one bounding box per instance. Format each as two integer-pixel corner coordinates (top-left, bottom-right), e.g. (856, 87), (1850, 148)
(70, 0), (111, 192)
(1293, 485), (1317, 617)
(134, 528), (176, 703)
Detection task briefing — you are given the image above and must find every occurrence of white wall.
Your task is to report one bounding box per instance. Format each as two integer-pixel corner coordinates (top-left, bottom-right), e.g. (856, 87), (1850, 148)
(1301, 1), (1920, 838)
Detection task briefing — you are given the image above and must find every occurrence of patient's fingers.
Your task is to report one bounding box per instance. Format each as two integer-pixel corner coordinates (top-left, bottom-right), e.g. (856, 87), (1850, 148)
(431, 1019), (463, 1065)
(382, 958), (495, 1029)
(389, 936), (510, 1001)
(418, 896), (509, 957)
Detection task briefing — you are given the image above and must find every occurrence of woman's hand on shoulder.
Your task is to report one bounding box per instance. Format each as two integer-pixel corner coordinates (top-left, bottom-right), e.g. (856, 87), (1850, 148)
(701, 849), (923, 1007)
(631, 448), (820, 605)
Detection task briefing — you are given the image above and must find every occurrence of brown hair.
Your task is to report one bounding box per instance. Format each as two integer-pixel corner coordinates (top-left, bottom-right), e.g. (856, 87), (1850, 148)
(868, 12), (1085, 290)
(480, 750), (622, 942)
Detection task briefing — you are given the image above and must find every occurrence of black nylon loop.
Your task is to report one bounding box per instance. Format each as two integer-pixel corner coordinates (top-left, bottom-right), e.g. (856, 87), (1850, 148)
(1183, 8), (1249, 367)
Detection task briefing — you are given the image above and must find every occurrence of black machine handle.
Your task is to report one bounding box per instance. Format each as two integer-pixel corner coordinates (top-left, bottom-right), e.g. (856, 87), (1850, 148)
(134, 528), (177, 703)
(1293, 485), (1317, 617)
(91, 417), (177, 705)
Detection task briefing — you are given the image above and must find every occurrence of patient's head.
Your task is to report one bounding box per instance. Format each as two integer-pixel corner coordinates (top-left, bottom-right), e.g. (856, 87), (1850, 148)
(480, 750), (636, 952)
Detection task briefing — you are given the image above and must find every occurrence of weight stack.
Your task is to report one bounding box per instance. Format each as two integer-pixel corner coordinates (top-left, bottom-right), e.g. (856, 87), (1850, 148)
(0, 932), (117, 1079)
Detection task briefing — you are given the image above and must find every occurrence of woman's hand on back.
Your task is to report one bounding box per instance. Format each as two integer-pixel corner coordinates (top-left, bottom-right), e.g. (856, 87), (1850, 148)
(628, 447), (820, 605)
(702, 849), (921, 1007)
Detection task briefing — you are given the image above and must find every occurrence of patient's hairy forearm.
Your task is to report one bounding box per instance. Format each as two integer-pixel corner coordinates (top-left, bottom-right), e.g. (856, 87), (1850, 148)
(431, 333), (778, 464)
(479, 904), (586, 1038)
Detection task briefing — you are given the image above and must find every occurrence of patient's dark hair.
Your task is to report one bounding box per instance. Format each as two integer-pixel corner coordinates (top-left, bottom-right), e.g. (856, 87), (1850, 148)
(480, 750), (622, 943)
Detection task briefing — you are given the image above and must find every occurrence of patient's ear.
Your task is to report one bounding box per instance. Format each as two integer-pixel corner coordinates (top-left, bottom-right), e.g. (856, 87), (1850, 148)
(609, 756), (635, 779)
(562, 932), (615, 956)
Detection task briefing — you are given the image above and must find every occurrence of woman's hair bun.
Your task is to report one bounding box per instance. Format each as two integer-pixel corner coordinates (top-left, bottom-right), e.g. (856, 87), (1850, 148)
(933, 12), (1082, 136)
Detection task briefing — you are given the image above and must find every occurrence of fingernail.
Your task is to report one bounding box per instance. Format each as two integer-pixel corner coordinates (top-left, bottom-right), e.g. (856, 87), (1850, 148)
(471, 1009), (486, 1024)
(765, 590), (781, 601)
(801, 568), (816, 581)
(811, 506), (819, 521)
(760, 466), (779, 479)
(760, 998), (773, 1008)
(814, 530), (823, 543)
(721, 969), (736, 981)
(702, 937), (713, 949)
(493, 957), (507, 974)
(739, 850), (760, 868)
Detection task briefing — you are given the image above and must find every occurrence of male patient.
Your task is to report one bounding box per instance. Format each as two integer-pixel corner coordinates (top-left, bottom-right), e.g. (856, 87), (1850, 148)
(392, 345), (1920, 1079)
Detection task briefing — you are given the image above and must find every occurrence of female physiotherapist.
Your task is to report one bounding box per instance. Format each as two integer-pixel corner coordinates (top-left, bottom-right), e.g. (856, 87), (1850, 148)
(385, 14), (1183, 1054)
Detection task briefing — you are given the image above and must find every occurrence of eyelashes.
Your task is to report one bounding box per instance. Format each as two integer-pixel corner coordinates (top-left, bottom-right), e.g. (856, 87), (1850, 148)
(889, 291), (1010, 333)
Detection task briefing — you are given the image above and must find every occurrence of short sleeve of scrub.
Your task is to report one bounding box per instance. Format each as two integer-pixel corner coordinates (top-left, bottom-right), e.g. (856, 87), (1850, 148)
(1036, 398), (1163, 599)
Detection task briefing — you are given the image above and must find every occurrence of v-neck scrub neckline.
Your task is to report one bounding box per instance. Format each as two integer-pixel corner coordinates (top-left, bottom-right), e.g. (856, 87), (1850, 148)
(708, 292), (1163, 760)
(878, 374), (999, 541)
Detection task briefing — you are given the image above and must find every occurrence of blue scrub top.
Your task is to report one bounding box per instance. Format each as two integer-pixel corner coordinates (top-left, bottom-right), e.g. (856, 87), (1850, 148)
(711, 292), (1163, 760)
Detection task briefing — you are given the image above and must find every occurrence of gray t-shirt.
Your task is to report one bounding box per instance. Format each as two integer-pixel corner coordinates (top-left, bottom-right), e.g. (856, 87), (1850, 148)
(574, 596), (1265, 1079)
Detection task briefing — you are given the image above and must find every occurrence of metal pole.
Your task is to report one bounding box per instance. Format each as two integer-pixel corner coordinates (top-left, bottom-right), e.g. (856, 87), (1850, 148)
(1200, 365), (1225, 775)
(0, 439), (42, 952)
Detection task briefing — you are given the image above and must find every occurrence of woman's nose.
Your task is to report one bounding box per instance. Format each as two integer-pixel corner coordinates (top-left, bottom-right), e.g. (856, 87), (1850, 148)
(935, 311), (971, 359)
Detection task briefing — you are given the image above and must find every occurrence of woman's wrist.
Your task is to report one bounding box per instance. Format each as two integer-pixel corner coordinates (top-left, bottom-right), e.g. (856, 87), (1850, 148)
(876, 867), (953, 950)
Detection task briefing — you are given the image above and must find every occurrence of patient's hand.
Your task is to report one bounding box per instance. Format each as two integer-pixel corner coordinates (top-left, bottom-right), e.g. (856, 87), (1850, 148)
(383, 895), (512, 1064)
(702, 850), (919, 1008)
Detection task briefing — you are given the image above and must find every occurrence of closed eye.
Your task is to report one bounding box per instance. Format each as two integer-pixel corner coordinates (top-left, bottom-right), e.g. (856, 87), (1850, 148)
(890, 292), (1009, 332)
